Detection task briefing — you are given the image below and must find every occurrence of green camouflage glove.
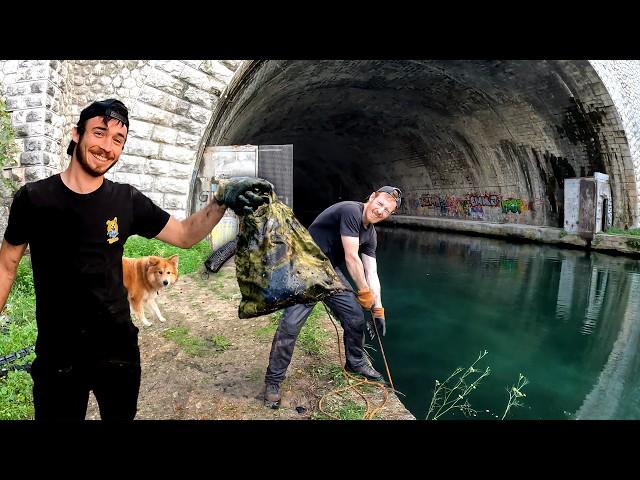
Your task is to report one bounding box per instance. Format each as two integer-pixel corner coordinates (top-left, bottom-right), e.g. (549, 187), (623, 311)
(214, 177), (274, 215)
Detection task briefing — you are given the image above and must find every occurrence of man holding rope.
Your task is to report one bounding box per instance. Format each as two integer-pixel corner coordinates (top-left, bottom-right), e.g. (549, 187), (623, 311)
(263, 186), (402, 408)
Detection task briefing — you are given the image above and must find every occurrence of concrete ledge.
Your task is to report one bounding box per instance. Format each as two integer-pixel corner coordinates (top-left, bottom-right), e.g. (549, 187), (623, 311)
(385, 215), (588, 248)
(385, 215), (640, 258)
(592, 234), (640, 257)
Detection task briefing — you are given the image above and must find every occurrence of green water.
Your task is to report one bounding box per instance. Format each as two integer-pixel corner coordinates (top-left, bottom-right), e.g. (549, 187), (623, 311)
(372, 227), (640, 420)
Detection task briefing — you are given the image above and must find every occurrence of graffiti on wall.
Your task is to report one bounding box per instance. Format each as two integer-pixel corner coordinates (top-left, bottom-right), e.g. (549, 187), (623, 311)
(501, 198), (526, 214)
(416, 192), (532, 220)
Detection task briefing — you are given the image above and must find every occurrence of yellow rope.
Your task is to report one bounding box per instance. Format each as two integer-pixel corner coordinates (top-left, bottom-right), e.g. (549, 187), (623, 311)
(318, 303), (397, 420)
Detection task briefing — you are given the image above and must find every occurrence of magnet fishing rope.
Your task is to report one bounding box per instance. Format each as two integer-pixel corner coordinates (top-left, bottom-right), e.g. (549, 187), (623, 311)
(318, 303), (399, 420)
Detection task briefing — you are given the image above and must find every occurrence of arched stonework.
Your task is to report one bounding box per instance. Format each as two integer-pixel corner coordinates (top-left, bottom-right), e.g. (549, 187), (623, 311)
(2, 60), (640, 240)
(197, 60), (640, 229)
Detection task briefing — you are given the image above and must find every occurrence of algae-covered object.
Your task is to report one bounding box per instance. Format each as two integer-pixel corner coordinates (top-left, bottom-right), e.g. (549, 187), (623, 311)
(235, 192), (350, 319)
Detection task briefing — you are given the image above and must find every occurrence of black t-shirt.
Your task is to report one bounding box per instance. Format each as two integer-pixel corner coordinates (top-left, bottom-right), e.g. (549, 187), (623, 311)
(4, 174), (170, 363)
(308, 201), (376, 268)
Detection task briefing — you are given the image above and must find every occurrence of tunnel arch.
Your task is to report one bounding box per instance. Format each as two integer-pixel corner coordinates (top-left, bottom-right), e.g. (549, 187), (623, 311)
(191, 60), (637, 228)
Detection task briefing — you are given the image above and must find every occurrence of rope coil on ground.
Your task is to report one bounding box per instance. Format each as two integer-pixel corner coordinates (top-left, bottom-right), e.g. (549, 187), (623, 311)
(318, 303), (400, 420)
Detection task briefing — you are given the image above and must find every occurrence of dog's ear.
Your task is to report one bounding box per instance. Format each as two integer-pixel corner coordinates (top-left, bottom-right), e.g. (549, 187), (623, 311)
(147, 256), (160, 267)
(168, 254), (179, 270)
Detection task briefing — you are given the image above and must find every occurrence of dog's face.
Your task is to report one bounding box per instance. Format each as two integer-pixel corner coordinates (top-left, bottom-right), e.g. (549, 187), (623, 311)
(146, 255), (179, 290)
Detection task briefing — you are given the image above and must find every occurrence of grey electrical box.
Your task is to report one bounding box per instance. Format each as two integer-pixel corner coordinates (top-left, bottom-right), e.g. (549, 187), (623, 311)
(564, 172), (612, 237)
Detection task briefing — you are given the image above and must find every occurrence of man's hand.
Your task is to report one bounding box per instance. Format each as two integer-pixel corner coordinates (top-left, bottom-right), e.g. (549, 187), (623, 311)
(356, 289), (375, 310)
(214, 177), (274, 216)
(372, 306), (386, 337)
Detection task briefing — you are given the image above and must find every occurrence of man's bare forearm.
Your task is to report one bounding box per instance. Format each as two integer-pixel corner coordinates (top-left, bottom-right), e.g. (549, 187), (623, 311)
(0, 269), (17, 314)
(181, 201), (226, 248)
(345, 254), (369, 292)
(0, 241), (26, 314)
(366, 270), (382, 307)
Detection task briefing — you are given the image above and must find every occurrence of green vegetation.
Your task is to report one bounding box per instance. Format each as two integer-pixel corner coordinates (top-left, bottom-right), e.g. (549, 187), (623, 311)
(426, 350), (529, 420)
(4, 256), (36, 326)
(312, 363), (346, 387)
(0, 238), (210, 419)
(502, 373), (529, 420)
(1, 257), (36, 420)
(211, 334), (232, 352)
(426, 350), (492, 420)
(0, 96), (19, 193)
(162, 327), (207, 356)
(162, 328), (233, 356)
(606, 227), (640, 236)
(254, 304), (330, 356)
(627, 239), (640, 250)
(298, 304), (330, 356)
(312, 398), (367, 420)
(254, 310), (282, 340)
(0, 370), (34, 420)
(123, 235), (211, 275)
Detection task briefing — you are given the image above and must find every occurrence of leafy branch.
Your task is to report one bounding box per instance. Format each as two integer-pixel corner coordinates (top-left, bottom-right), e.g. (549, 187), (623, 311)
(501, 373), (529, 420)
(426, 350), (491, 420)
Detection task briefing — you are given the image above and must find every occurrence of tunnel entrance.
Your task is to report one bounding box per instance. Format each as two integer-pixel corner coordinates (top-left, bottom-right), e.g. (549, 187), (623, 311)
(192, 60), (636, 228)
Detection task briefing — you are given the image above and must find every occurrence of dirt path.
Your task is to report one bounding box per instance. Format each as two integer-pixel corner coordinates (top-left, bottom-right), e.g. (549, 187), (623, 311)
(86, 259), (414, 420)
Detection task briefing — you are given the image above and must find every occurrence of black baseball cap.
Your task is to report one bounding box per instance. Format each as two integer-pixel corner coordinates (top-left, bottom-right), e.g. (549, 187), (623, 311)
(376, 186), (403, 208)
(66, 99), (130, 155)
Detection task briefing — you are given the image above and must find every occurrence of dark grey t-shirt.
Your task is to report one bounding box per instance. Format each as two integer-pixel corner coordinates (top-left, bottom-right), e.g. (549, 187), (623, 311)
(308, 201), (376, 267)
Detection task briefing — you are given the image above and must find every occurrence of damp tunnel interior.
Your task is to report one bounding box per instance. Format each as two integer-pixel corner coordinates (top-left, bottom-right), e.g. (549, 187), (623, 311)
(204, 60), (636, 228)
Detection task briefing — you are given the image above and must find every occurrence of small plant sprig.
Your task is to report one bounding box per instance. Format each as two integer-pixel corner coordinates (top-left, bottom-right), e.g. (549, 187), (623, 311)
(426, 350), (491, 420)
(501, 373), (529, 420)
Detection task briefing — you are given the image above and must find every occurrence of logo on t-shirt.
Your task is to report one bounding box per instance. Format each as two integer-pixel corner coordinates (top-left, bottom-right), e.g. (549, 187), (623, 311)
(106, 217), (120, 244)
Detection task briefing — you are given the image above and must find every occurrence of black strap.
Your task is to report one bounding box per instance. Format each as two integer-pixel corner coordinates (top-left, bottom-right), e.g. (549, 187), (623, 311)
(0, 346), (35, 367)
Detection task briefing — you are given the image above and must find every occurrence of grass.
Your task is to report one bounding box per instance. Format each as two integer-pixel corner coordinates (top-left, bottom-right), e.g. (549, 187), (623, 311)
(254, 310), (283, 339)
(1, 256), (37, 420)
(628, 239), (640, 250)
(312, 399), (368, 420)
(312, 363), (346, 387)
(605, 227), (640, 236)
(0, 370), (34, 420)
(0, 237), (211, 419)
(123, 235), (212, 275)
(298, 304), (330, 356)
(254, 304), (330, 356)
(162, 327), (208, 356)
(4, 256), (36, 326)
(210, 335), (232, 352)
(162, 328), (232, 356)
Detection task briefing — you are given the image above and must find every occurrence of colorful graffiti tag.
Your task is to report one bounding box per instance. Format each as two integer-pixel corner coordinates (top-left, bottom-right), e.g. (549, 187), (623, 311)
(501, 198), (522, 214)
(417, 192), (531, 219)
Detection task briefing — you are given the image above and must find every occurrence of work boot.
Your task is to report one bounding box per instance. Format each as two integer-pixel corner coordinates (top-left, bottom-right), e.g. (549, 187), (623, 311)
(264, 383), (281, 409)
(345, 361), (384, 382)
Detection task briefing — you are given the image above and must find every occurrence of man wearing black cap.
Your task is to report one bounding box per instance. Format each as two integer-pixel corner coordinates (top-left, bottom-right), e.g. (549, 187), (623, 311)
(263, 185), (402, 408)
(0, 98), (273, 420)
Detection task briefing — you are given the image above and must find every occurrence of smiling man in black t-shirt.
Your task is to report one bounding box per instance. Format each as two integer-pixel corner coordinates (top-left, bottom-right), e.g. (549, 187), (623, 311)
(0, 98), (273, 420)
(263, 185), (402, 408)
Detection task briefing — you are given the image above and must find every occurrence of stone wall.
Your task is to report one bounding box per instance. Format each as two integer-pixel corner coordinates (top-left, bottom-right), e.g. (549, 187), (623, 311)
(2, 59), (640, 241)
(0, 59), (240, 241)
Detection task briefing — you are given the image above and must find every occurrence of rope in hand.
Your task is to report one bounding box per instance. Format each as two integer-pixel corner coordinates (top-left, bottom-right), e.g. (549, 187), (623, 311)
(318, 302), (400, 420)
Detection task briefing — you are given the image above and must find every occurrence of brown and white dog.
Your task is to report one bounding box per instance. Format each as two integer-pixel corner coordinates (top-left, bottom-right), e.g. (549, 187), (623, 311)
(122, 255), (179, 327)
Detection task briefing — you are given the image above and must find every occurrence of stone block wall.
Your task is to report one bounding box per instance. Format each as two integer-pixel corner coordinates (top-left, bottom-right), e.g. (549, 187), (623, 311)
(0, 59), (241, 240)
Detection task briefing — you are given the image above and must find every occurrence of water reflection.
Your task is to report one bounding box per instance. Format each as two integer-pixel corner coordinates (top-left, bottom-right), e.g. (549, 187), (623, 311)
(374, 227), (640, 419)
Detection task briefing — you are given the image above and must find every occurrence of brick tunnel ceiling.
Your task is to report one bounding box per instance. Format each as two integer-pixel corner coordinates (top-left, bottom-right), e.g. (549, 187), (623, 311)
(211, 60), (628, 227)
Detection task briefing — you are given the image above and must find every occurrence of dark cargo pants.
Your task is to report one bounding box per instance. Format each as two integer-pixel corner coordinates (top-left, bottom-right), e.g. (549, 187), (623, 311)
(265, 268), (367, 386)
